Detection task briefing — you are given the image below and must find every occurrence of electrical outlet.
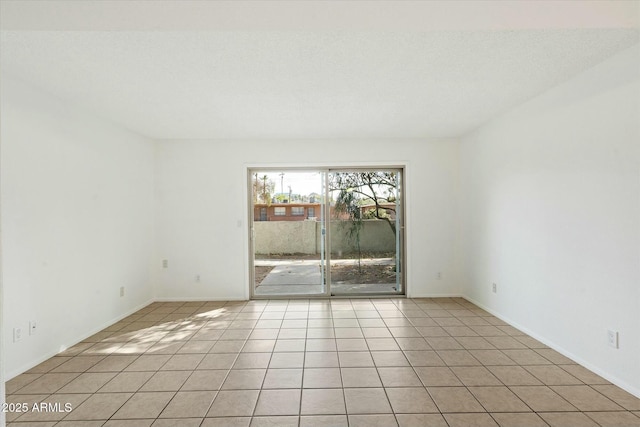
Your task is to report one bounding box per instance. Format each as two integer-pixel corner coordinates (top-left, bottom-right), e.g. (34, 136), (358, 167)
(492, 283), (497, 293)
(607, 330), (619, 348)
(13, 327), (22, 342)
(436, 272), (442, 280)
(162, 259), (168, 268)
(29, 321), (37, 335)
(120, 286), (125, 297)
(195, 275), (201, 282)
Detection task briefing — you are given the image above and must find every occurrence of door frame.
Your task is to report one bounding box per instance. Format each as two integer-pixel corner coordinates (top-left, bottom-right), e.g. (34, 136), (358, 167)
(246, 164), (407, 299)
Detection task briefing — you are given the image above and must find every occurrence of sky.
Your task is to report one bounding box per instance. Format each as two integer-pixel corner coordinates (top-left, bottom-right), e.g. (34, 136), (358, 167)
(252, 171), (323, 196)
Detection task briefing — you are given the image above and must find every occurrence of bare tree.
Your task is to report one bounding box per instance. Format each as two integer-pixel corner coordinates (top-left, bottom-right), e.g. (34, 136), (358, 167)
(329, 171), (397, 235)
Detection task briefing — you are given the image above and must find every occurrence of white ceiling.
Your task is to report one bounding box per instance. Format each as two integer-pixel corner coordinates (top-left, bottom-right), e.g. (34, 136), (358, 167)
(1, 1), (638, 140)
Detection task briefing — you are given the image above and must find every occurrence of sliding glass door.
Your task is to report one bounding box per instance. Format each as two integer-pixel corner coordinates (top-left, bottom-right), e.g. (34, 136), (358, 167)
(249, 167), (403, 298)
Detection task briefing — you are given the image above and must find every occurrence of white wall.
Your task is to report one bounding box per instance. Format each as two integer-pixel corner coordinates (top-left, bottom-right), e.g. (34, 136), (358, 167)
(154, 139), (460, 300)
(1, 77), (156, 379)
(459, 45), (640, 395)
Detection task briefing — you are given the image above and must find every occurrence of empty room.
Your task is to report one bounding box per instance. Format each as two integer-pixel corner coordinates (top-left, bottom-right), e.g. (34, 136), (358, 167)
(1, 1), (639, 426)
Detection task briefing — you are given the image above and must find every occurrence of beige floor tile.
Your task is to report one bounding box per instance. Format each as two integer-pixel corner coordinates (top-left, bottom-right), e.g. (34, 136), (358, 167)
(254, 389), (301, 415)
(501, 349), (552, 365)
(336, 339), (368, 351)
(367, 338), (402, 351)
(304, 352), (338, 368)
(396, 413), (448, 427)
(414, 367), (463, 386)
(443, 413), (498, 427)
(395, 338), (431, 351)
(274, 339), (306, 352)
(103, 420), (154, 427)
(250, 416), (299, 426)
(482, 336), (525, 349)
(221, 369), (266, 390)
(18, 373), (80, 394)
(263, 369), (303, 389)
(124, 355), (171, 371)
(303, 368), (342, 388)
(58, 372), (117, 393)
(455, 337), (496, 350)
(249, 329), (279, 340)
(425, 337), (463, 350)
(160, 354), (205, 370)
(538, 411), (599, 427)
(5, 373), (42, 394)
(404, 351), (445, 367)
(145, 342), (185, 355)
(468, 350), (516, 366)
(371, 351), (409, 367)
(585, 411), (640, 427)
(561, 365), (610, 385)
(487, 366), (542, 386)
(88, 355), (138, 372)
(112, 391), (174, 419)
(450, 366), (502, 386)
(152, 418), (203, 426)
(510, 386), (577, 412)
(98, 372), (152, 393)
(306, 328), (335, 338)
(377, 367), (422, 387)
(362, 328), (393, 338)
(550, 385), (623, 411)
(269, 352), (305, 368)
(593, 385), (640, 410)
(335, 328), (364, 339)
(306, 339), (337, 352)
(301, 388), (346, 415)
(358, 319), (387, 328)
(232, 353), (272, 369)
(348, 414), (399, 427)
(338, 352), (374, 367)
(177, 340), (215, 354)
(490, 412), (548, 427)
(341, 367), (382, 388)
(386, 387), (439, 413)
(300, 415), (348, 426)
(181, 369), (227, 391)
(437, 350), (481, 366)
(159, 390), (216, 418)
(221, 329), (252, 340)
(333, 319), (359, 327)
(524, 365), (582, 385)
(210, 340), (245, 353)
(198, 353), (237, 370)
(278, 329), (307, 339)
(468, 386), (531, 412)
(140, 370), (191, 391)
(344, 388), (392, 414)
(428, 387), (485, 413)
(419, 328), (450, 338)
(442, 326), (478, 337)
(534, 348), (576, 364)
(207, 390), (259, 417)
(64, 393), (133, 420)
(241, 341), (276, 353)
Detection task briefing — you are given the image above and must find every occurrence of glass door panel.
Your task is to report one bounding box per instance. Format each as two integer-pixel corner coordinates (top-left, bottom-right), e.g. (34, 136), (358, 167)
(328, 169), (404, 296)
(251, 170), (327, 297)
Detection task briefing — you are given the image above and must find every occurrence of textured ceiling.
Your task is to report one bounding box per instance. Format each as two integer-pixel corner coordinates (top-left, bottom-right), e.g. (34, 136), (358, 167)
(1, 2), (638, 139)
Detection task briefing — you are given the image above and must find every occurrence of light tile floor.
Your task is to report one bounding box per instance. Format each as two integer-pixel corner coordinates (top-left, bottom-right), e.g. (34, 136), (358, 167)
(5, 298), (640, 427)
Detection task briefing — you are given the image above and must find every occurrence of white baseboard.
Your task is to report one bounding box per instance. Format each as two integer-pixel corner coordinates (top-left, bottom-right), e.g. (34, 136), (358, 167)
(463, 295), (640, 399)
